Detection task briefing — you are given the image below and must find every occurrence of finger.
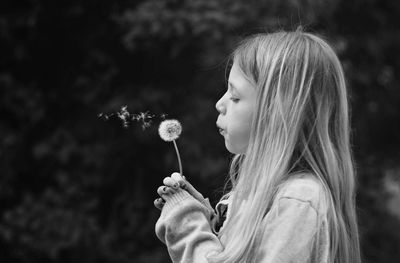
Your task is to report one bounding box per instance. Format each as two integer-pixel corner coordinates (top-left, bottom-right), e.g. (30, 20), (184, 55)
(157, 185), (176, 196)
(154, 198), (165, 210)
(171, 173), (187, 188)
(157, 186), (166, 196)
(154, 197), (163, 207)
(163, 177), (179, 189)
(154, 198), (161, 210)
(171, 172), (184, 183)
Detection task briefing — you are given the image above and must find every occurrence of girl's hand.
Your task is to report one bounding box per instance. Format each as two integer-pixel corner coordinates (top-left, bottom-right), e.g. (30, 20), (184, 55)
(154, 174), (181, 210)
(154, 172), (212, 214)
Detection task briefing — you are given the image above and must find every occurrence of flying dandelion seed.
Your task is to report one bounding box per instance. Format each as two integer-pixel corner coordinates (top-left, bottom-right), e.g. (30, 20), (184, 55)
(131, 114), (139, 121)
(98, 106), (168, 131)
(160, 113), (168, 120)
(142, 121), (152, 130)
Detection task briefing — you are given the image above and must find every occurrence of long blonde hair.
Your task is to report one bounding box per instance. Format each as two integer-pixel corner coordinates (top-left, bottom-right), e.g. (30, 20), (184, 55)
(207, 30), (362, 263)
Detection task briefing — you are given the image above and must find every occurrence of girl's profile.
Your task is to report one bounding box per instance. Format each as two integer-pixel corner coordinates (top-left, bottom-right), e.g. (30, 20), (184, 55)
(154, 28), (362, 263)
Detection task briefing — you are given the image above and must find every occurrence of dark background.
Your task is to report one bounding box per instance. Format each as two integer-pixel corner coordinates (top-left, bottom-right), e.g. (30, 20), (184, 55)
(1, 0), (400, 262)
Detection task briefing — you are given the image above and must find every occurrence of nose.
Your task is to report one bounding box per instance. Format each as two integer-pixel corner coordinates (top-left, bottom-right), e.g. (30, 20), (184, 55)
(215, 97), (225, 114)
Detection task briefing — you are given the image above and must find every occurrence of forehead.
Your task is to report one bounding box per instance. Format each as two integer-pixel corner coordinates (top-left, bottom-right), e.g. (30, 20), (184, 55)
(228, 62), (256, 93)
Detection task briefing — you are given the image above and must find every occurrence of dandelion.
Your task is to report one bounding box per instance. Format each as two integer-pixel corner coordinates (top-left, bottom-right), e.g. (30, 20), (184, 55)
(158, 119), (182, 141)
(158, 119), (183, 177)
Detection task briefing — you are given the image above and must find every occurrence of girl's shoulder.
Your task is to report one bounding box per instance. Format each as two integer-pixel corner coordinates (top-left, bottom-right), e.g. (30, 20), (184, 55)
(276, 173), (329, 215)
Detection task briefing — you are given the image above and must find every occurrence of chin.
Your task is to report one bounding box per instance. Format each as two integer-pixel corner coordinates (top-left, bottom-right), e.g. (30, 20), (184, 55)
(226, 143), (244, 155)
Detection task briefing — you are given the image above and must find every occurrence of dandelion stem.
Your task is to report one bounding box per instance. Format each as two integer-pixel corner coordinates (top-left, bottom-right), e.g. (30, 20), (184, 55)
(172, 139), (183, 177)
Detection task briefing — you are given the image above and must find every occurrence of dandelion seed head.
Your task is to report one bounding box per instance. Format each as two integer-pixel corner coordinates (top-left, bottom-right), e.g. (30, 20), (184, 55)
(158, 119), (182, 141)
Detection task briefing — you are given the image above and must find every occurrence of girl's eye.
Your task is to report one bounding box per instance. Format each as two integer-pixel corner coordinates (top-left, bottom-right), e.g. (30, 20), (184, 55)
(230, 97), (239, 103)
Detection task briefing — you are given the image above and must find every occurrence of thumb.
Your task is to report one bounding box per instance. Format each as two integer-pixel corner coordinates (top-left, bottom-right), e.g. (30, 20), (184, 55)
(173, 173), (215, 218)
(180, 179), (215, 218)
(181, 179), (205, 201)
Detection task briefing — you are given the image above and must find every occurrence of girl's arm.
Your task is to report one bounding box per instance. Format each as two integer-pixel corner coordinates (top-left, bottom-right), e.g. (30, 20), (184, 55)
(155, 188), (223, 263)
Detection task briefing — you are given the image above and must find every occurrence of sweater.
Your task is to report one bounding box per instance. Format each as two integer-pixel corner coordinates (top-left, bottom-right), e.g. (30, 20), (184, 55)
(155, 174), (330, 262)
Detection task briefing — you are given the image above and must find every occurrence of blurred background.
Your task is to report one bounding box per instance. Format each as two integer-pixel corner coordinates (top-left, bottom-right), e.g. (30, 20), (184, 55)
(1, 0), (399, 262)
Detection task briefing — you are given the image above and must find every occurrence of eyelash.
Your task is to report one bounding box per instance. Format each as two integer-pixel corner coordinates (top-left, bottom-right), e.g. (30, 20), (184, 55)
(223, 88), (239, 103)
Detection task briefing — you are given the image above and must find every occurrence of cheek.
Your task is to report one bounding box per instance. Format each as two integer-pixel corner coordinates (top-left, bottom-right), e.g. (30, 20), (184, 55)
(224, 106), (254, 153)
(230, 110), (253, 136)
(227, 123), (252, 154)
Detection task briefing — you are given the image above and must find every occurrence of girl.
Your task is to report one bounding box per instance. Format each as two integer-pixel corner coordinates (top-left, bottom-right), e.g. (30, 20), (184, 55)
(154, 29), (362, 263)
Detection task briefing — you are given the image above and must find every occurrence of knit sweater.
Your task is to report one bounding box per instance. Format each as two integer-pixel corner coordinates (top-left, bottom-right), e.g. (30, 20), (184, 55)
(155, 174), (330, 262)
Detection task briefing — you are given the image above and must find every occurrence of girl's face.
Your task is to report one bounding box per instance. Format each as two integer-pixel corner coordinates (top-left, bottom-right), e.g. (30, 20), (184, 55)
(216, 61), (257, 154)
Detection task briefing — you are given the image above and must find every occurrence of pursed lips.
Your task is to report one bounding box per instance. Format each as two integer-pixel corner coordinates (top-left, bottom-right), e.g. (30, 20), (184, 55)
(216, 122), (226, 135)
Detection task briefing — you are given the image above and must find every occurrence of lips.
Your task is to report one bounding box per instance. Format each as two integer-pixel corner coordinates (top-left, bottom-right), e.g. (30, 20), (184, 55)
(216, 123), (226, 135)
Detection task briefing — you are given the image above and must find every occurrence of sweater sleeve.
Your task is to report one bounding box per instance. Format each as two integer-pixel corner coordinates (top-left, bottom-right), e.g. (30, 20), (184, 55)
(155, 189), (224, 263)
(256, 197), (319, 263)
